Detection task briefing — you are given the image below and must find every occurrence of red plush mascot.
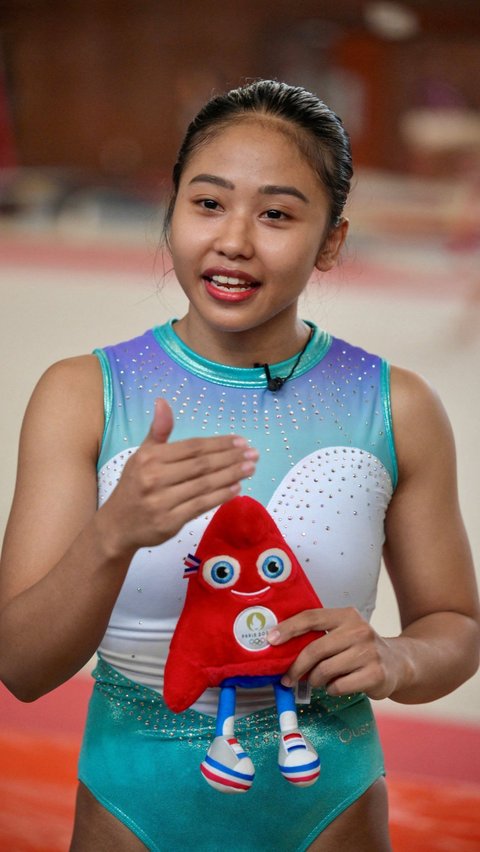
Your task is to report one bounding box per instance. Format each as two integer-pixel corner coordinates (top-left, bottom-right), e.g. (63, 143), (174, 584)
(164, 496), (324, 793)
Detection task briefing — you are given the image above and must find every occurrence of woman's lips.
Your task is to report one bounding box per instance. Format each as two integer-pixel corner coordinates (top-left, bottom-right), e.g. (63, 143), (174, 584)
(202, 269), (260, 302)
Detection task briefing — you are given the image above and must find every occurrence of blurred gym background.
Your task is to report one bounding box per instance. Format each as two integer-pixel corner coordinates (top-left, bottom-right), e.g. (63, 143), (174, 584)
(1, 1), (480, 849)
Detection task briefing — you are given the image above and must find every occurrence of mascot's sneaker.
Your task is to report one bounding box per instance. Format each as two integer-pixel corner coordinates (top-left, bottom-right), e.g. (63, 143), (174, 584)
(200, 735), (255, 793)
(278, 730), (320, 787)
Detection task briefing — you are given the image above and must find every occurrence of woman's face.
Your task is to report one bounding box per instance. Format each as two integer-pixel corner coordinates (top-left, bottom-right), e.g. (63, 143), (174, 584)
(169, 119), (346, 345)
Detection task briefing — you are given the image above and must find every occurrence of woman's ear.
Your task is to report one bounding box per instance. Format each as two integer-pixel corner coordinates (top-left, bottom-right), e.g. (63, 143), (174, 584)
(315, 218), (349, 272)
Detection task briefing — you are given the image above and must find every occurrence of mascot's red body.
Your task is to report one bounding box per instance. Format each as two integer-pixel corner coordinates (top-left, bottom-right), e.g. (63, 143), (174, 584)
(164, 496), (324, 713)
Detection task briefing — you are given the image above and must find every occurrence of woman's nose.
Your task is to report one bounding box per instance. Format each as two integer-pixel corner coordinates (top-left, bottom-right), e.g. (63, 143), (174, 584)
(213, 214), (254, 259)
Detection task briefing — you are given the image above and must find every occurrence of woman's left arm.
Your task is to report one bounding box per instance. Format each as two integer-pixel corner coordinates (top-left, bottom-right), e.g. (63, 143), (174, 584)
(376, 365), (480, 703)
(269, 367), (480, 703)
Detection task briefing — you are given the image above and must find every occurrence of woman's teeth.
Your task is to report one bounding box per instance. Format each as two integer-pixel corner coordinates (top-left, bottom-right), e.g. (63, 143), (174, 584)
(209, 275), (255, 291)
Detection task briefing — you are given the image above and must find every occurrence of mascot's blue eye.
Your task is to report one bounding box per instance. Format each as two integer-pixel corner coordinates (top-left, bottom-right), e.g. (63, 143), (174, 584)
(211, 561), (235, 583)
(256, 548), (292, 584)
(262, 555), (284, 578)
(202, 554), (240, 589)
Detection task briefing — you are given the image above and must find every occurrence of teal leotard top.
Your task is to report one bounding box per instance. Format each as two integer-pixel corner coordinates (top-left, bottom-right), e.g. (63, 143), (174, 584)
(94, 320), (396, 715)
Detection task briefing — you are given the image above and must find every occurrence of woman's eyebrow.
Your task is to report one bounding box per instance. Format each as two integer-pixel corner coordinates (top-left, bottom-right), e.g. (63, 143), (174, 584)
(189, 174), (234, 190)
(260, 185), (309, 204)
(188, 174), (309, 204)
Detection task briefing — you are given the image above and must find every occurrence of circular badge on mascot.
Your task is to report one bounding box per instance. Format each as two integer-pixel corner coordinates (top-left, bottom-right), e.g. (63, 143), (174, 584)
(233, 607), (278, 652)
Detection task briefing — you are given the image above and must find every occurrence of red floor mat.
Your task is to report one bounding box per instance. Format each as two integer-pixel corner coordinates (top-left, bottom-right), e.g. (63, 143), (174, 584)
(0, 732), (78, 852)
(388, 774), (480, 852)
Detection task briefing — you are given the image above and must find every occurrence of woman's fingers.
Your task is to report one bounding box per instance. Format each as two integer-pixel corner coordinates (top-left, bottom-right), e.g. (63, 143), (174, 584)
(134, 439), (258, 490)
(144, 453), (258, 530)
(101, 422), (259, 554)
(268, 607), (396, 699)
(267, 607), (348, 644)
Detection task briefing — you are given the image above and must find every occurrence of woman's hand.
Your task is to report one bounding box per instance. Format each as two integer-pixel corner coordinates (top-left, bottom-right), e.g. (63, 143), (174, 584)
(0, 363), (259, 699)
(268, 607), (407, 700)
(96, 397), (259, 558)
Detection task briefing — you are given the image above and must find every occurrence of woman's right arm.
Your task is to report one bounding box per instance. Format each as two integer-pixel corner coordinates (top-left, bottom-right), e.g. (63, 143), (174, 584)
(0, 356), (257, 701)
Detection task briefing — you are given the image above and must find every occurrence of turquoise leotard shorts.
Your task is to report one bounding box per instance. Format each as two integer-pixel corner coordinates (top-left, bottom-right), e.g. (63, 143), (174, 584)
(78, 657), (385, 851)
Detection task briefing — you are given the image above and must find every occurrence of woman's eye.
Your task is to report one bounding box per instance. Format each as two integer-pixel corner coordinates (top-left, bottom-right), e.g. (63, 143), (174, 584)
(202, 555), (240, 588)
(264, 209), (285, 220)
(200, 198), (219, 211)
(256, 548), (292, 583)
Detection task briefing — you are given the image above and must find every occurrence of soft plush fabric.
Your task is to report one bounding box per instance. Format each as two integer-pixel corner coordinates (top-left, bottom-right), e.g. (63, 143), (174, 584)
(164, 497), (324, 712)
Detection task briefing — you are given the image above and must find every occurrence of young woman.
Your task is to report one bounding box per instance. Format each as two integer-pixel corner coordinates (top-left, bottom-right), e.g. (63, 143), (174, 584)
(1, 80), (478, 852)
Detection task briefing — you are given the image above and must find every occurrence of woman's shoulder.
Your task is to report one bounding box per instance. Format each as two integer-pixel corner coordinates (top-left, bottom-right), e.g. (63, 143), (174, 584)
(35, 353), (103, 401)
(24, 354), (104, 456)
(389, 364), (455, 480)
(390, 364), (446, 420)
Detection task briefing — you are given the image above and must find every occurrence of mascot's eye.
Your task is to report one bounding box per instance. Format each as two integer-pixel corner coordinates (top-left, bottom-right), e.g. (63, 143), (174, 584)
(256, 548), (292, 583)
(202, 555), (240, 589)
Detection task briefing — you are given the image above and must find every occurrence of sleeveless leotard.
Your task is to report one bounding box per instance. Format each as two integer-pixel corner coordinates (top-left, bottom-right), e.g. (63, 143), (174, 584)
(78, 320), (396, 850)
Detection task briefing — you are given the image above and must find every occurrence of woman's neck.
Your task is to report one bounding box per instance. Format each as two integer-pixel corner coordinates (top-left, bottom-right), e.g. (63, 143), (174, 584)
(173, 312), (311, 368)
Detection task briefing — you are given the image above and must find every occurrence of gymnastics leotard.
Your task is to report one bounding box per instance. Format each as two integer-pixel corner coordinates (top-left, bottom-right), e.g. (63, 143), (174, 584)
(78, 319), (396, 851)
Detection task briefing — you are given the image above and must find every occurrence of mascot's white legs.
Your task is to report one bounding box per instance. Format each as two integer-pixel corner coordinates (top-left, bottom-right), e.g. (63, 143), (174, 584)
(275, 682), (321, 787)
(200, 679), (320, 793)
(200, 683), (255, 793)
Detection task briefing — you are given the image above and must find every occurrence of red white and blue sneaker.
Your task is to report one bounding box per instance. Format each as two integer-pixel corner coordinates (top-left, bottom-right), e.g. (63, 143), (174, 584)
(200, 736), (255, 793)
(278, 730), (321, 787)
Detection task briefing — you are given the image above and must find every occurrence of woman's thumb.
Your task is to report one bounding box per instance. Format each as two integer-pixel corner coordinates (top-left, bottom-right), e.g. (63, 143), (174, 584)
(145, 398), (174, 444)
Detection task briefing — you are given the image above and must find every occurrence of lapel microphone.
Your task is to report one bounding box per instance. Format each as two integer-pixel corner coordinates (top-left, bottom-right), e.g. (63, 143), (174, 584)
(254, 327), (313, 393)
(256, 364), (286, 392)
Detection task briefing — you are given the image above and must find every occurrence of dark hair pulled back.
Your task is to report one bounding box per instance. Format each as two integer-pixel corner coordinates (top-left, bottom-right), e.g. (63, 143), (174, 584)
(163, 79), (353, 239)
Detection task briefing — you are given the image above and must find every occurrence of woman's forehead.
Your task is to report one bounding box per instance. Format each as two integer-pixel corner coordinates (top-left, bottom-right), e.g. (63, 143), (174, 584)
(182, 117), (322, 186)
